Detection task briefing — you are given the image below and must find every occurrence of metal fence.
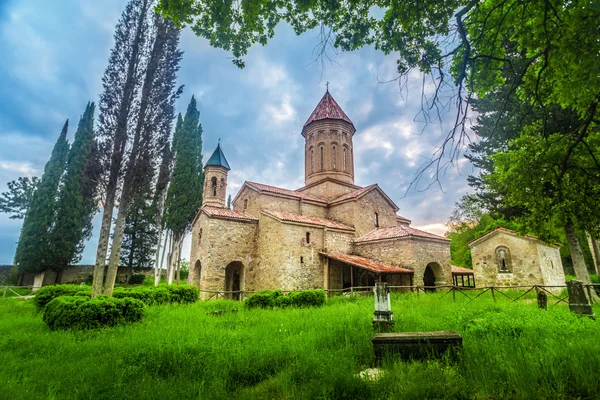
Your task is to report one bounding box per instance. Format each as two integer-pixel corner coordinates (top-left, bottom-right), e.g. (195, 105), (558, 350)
(1, 285), (34, 299)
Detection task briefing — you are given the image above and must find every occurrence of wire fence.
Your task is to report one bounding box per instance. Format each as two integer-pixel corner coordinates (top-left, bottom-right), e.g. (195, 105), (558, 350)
(196, 283), (600, 306)
(1, 285), (34, 299)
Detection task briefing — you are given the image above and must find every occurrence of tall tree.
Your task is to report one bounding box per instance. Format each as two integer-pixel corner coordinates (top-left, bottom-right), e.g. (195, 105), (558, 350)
(152, 139), (173, 285)
(50, 103), (100, 277)
(163, 98), (203, 284)
(93, 0), (153, 296)
(102, 11), (183, 296)
(0, 177), (39, 219)
(15, 122), (69, 275)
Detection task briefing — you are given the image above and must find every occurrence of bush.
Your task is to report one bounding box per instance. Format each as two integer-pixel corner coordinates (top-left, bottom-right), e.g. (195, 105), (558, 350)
(245, 290), (283, 309)
(43, 295), (145, 330)
(34, 285), (91, 310)
(288, 290), (326, 307)
(128, 274), (146, 285)
(167, 285), (199, 304)
(245, 289), (325, 309)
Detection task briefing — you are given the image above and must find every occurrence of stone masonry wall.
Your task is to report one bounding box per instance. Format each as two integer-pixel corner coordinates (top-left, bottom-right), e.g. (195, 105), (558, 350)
(470, 231), (549, 287)
(327, 200), (356, 230)
(353, 190), (398, 236)
(324, 230), (355, 254)
(190, 213), (257, 296)
(299, 179), (357, 201)
(537, 244), (565, 286)
(355, 237), (452, 285)
(233, 187), (327, 219)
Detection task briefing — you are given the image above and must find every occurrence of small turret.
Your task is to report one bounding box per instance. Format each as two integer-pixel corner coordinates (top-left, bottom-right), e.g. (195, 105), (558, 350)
(203, 143), (230, 207)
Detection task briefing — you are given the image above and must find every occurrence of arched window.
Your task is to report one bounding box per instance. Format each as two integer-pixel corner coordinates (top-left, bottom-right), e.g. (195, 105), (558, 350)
(243, 199), (248, 210)
(220, 178), (226, 196)
(310, 148), (314, 173)
(495, 246), (511, 273)
(332, 145), (337, 169)
(320, 146), (325, 170)
(375, 212), (379, 228)
(211, 177), (217, 196)
(343, 147), (347, 171)
(306, 232), (311, 244)
(198, 228), (203, 241)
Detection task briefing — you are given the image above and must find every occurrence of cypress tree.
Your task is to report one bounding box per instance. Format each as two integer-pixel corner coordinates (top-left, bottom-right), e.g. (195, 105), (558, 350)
(163, 97), (204, 283)
(15, 122), (70, 274)
(50, 103), (98, 275)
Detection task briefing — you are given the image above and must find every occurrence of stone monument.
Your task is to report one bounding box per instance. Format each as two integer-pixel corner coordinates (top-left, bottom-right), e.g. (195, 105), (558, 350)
(567, 280), (595, 319)
(373, 283), (395, 331)
(537, 291), (548, 310)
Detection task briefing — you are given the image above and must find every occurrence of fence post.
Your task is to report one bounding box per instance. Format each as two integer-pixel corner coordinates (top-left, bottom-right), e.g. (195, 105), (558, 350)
(491, 287), (496, 302)
(3, 286), (7, 298)
(452, 286), (456, 302)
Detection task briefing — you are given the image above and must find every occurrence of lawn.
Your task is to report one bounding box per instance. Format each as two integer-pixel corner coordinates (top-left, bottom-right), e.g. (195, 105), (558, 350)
(1, 290), (599, 399)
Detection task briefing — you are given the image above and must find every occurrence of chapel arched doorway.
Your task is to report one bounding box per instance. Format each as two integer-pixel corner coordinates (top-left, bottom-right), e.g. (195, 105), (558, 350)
(423, 262), (442, 292)
(193, 260), (202, 287)
(225, 261), (244, 300)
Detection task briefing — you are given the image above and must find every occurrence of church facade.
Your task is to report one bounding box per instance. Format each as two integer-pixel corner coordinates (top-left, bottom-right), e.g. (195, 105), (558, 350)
(189, 91), (452, 297)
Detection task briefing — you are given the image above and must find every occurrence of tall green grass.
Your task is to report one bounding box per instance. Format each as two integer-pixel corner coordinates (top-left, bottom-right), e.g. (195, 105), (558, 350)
(1, 290), (599, 399)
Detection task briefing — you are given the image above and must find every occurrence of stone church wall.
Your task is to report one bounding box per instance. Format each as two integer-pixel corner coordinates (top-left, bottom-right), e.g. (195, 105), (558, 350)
(233, 187), (327, 219)
(299, 179), (357, 201)
(190, 213), (257, 296)
(537, 244), (565, 287)
(324, 230), (355, 254)
(328, 201), (355, 228)
(355, 238), (451, 285)
(354, 190), (398, 235)
(470, 232), (547, 287)
(256, 214), (327, 291)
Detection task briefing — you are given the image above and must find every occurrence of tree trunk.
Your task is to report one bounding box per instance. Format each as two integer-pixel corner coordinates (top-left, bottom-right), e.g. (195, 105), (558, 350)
(565, 219), (592, 284)
(587, 232), (600, 276)
(32, 270), (45, 292)
(154, 229), (164, 286)
(103, 203), (129, 296)
(92, 192), (115, 296)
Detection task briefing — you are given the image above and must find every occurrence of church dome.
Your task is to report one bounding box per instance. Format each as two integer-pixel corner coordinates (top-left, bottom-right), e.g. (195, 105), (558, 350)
(302, 91), (354, 136)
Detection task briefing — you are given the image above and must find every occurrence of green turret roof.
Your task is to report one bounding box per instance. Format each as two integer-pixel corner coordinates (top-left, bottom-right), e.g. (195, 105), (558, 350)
(205, 143), (231, 170)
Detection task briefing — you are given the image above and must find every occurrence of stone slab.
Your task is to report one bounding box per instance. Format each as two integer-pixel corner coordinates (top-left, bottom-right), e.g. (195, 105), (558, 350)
(372, 331), (462, 361)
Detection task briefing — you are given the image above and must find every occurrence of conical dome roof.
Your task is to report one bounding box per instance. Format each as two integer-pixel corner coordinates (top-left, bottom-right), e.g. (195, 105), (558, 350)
(205, 143), (230, 170)
(303, 91), (353, 129)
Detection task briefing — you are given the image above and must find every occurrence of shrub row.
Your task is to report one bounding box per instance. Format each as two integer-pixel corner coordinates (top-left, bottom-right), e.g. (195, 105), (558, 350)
(43, 295), (145, 330)
(245, 289), (326, 309)
(34, 284), (199, 310)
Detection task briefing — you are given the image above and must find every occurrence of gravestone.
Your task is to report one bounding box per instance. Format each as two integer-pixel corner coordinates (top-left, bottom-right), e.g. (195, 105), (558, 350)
(567, 280), (595, 319)
(537, 291), (548, 310)
(373, 283), (394, 331)
(372, 331), (462, 362)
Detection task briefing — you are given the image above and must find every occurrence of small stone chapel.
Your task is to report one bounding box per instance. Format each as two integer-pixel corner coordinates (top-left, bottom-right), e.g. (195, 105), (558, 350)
(189, 91), (452, 297)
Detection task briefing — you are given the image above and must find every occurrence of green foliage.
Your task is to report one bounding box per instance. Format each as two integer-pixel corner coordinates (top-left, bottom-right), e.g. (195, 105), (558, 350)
(246, 289), (325, 309)
(51, 103), (99, 270)
(165, 284), (199, 304)
(43, 295), (144, 330)
(113, 285), (198, 306)
(2, 292), (600, 398)
(15, 122), (70, 273)
(33, 285), (91, 311)
(128, 274), (146, 285)
(0, 176), (39, 219)
(163, 98), (204, 237)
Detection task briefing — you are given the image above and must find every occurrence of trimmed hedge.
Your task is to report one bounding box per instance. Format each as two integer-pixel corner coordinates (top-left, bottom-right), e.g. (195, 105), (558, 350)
(35, 284), (199, 310)
(245, 289), (326, 309)
(128, 274), (146, 285)
(34, 285), (91, 310)
(43, 295), (145, 330)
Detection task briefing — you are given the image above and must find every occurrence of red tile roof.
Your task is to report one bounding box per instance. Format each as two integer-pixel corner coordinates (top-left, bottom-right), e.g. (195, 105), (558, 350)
(355, 225), (450, 243)
(303, 92), (353, 128)
(262, 209), (354, 231)
(451, 265), (474, 274)
(396, 215), (411, 225)
(245, 181), (327, 204)
(203, 206), (258, 222)
(320, 252), (414, 274)
(467, 226), (560, 248)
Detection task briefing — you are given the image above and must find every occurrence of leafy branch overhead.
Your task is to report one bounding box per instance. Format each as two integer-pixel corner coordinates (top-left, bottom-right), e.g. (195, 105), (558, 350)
(157, 0), (599, 188)
(0, 177), (39, 219)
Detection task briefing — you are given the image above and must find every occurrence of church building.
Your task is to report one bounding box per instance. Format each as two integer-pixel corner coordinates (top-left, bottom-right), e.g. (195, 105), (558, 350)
(189, 91), (452, 297)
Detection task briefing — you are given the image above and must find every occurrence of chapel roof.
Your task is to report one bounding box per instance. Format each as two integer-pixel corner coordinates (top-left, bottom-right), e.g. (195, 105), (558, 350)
(467, 226), (560, 248)
(245, 181), (327, 204)
(451, 265), (474, 274)
(319, 252), (414, 274)
(262, 209), (355, 231)
(355, 225), (450, 244)
(205, 143), (231, 170)
(303, 91), (354, 129)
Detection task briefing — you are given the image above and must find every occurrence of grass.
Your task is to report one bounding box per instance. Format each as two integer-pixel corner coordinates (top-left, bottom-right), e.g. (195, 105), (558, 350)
(1, 290), (599, 399)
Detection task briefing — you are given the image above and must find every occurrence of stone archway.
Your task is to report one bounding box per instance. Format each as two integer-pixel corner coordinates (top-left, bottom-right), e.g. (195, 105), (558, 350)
(225, 261), (244, 300)
(423, 262), (443, 292)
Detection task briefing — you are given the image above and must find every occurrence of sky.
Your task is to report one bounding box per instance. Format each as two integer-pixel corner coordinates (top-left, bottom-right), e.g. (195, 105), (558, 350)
(0, 0), (475, 265)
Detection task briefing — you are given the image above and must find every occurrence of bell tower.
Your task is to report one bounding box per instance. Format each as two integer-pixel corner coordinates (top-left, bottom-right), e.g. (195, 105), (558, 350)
(203, 143), (230, 207)
(302, 90), (356, 185)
